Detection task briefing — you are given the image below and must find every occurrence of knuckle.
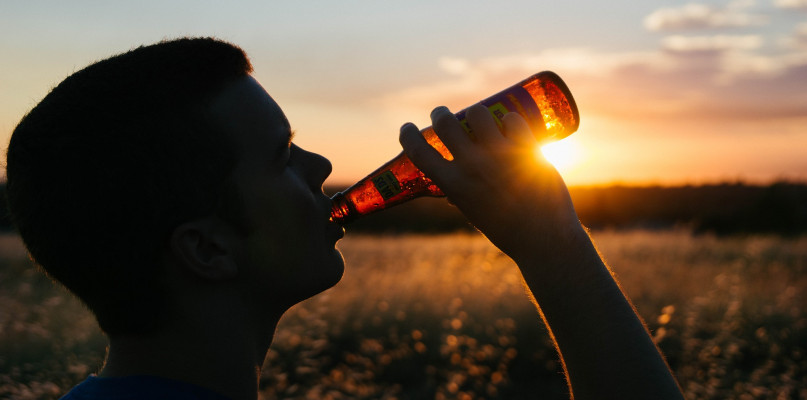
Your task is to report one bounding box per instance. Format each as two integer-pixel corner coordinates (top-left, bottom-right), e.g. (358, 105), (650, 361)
(407, 144), (432, 165)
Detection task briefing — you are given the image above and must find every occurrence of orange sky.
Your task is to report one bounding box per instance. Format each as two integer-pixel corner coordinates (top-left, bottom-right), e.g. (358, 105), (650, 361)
(2, 1), (806, 187)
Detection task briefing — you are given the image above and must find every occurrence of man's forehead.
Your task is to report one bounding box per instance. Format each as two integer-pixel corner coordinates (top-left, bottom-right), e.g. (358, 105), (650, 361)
(208, 75), (292, 161)
(210, 76), (287, 129)
(279, 112), (291, 131)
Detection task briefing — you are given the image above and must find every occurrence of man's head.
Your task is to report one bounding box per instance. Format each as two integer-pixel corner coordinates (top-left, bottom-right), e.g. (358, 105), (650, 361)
(5, 38), (255, 335)
(203, 76), (344, 314)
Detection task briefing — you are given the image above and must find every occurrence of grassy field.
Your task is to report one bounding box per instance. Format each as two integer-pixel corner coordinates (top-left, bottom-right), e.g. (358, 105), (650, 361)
(0, 231), (805, 399)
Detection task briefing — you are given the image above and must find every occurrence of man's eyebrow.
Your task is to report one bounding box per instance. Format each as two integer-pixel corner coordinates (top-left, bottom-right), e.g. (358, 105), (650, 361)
(287, 129), (296, 146)
(273, 129), (295, 160)
(282, 116), (294, 143)
(271, 114), (294, 156)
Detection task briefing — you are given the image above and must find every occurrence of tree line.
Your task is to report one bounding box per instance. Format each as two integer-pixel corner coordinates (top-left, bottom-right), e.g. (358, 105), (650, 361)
(325, 181), (807, 236)
(0, 181), (804, 236)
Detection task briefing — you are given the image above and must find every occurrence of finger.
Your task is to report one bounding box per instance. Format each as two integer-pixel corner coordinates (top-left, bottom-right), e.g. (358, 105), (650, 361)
(399, 122), (450, 177)
(465, 103), (507, 145)
(501, 112), (535, 147)
(430, 106), (473, 158)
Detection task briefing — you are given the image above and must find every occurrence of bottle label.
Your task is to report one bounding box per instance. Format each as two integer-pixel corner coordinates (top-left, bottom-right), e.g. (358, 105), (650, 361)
(456, 86), (542, 137)
(372, 170), (402, 200)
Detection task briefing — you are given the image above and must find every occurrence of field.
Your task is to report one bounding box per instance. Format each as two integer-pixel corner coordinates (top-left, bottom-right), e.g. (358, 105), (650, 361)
(0, 230), (805, 399)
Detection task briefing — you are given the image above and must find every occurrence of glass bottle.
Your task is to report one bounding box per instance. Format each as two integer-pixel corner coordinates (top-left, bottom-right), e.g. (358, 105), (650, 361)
(330, 71), (579, 224)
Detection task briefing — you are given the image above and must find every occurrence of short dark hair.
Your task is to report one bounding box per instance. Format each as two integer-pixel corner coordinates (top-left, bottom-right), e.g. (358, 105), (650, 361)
(5, 37), (253, 335)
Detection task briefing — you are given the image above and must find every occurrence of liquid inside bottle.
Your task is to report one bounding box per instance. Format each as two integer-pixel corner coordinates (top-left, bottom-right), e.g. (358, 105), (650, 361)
(331, 71), (579, 224)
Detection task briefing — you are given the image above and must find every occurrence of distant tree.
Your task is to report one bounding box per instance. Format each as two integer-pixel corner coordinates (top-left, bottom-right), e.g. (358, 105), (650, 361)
(0, 184), (13, 231)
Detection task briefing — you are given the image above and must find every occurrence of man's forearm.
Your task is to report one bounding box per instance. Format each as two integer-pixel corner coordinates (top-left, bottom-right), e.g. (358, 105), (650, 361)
(514, 226), (684, 399)
(397, 105), (684, 398)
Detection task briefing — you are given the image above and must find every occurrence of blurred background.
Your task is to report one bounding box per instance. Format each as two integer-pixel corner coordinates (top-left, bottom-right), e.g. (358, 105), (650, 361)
(1, 1), (806, 399)
(2, 0), (806, 186)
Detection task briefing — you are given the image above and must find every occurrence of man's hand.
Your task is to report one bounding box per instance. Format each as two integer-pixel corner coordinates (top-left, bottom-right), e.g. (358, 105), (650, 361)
(399, 104), (685, 399)
(399, 104), (583, 262)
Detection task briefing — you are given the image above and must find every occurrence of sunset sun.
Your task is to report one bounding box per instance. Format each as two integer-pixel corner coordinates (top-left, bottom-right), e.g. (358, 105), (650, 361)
(538, 139), (582, 171)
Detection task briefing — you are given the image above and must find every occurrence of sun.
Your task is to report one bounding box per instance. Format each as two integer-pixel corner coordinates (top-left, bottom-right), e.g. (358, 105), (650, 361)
(537, 138), (582, 171)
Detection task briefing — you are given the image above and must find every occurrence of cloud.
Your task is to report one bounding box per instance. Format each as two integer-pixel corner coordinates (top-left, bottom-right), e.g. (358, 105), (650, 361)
(773, 0), (807, 9)
(375, 49), (669, 118)
(776, 22), (807, 50)
(438, 57), (471, 76)
(662, 34), (764, 52)
(378, 1), (805, 128)
(378, 42), (807, 126)
(788, 22), (807, 48)
(644, 2), (769, 31)
(797, 23), (807, 46)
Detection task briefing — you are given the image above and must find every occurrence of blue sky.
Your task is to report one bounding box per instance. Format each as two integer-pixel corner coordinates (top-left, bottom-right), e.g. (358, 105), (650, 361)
(2, 0), (806, 185)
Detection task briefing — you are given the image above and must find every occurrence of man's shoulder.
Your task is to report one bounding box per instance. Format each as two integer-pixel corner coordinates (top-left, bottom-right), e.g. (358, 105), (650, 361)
(60, 375), (231, 400)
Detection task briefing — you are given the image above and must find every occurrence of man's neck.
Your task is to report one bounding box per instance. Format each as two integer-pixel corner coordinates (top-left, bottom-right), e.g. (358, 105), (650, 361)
(99, 310), (281, 400)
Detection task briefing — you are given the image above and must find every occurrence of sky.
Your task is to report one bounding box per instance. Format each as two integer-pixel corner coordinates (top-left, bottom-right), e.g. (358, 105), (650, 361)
(1, 0), (806, 187)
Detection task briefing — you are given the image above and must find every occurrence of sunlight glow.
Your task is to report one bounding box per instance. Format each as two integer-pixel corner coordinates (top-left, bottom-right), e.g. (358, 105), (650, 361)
(538, 139), (582, 171)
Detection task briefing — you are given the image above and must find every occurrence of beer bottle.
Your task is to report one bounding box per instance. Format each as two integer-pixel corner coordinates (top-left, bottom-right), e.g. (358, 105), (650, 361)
(330, 71), (579, 224)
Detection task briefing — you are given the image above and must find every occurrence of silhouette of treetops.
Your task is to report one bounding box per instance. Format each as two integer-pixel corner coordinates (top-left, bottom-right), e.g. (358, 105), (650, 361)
(572, 182), (807, 235)
(0, 182), (803, 235)
(325, 181), (807, 236)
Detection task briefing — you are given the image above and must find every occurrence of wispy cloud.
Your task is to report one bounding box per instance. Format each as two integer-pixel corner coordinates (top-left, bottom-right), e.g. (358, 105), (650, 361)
(644, 2), (769, 31)
(773, 0), (807, 9)
(662, 34), (764, 52)
(378, 0), (807, 125)
(379, 39), (807, 124)
(784, 22), (807, 49)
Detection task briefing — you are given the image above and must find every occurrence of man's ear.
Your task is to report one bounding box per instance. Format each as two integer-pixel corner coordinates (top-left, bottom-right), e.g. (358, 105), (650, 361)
(169, 218), (239, 281)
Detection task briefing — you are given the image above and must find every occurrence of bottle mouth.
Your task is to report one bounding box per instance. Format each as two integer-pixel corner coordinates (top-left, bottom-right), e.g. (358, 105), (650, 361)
(329, 192), (351, 225)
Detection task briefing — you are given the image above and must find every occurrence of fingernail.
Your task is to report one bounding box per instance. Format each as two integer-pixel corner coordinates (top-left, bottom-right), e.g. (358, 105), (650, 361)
(431, 106), (449, 117)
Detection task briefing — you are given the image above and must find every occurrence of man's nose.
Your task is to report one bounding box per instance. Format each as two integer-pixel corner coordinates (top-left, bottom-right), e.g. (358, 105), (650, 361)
(297, 146), (332, 189)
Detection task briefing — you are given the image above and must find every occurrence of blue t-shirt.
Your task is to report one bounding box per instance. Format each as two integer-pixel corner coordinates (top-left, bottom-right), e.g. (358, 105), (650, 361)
(60, 375), (231, 400)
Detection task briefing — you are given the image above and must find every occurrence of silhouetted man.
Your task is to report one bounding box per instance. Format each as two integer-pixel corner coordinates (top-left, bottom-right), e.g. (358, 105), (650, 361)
(5, 38), (683, 399)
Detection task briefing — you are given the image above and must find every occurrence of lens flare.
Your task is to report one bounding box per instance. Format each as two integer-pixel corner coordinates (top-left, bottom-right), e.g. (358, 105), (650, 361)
(538, 139), (581, 171)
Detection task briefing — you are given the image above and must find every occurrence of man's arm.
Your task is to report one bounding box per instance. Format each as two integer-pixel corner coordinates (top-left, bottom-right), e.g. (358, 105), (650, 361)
(400, 104), (684, 399)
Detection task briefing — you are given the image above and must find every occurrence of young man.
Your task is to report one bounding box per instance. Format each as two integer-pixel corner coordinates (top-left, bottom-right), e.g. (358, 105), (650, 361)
(5, 38), (684, 399)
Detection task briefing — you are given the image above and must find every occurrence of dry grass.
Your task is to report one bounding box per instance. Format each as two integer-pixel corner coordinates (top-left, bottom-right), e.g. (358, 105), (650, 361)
(0, 231), (805, 399)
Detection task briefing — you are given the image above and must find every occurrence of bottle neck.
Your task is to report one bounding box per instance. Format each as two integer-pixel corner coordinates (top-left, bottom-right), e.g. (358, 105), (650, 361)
(330, 192), (355, 225)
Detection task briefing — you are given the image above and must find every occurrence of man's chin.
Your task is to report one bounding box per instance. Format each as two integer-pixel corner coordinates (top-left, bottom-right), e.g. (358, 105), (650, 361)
(290, 258), (345, 303)
(314, 258), (345, 293)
